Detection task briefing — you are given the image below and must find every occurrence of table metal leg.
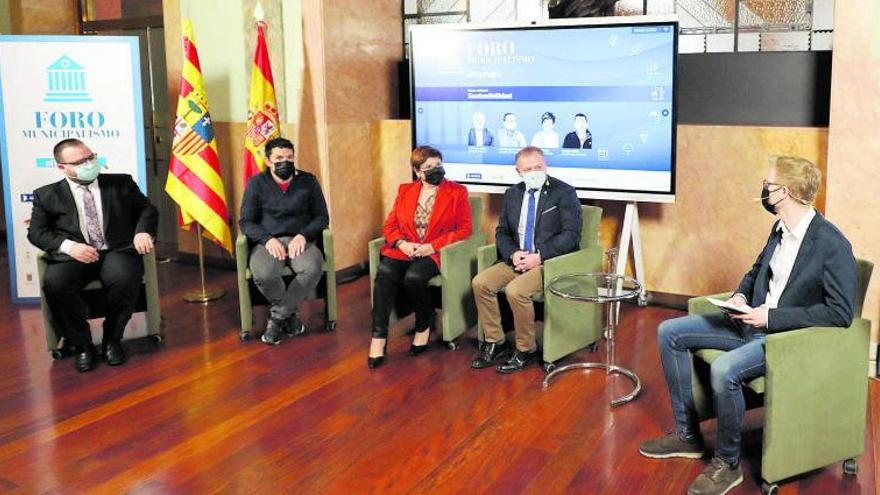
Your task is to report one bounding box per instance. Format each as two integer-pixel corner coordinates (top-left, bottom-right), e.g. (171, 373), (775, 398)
(542, 362), (642, 406)
(542, 315), (642, 407)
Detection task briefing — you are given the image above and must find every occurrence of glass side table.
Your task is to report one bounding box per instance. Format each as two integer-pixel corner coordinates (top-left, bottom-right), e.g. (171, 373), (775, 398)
(543, 272), (643, 407)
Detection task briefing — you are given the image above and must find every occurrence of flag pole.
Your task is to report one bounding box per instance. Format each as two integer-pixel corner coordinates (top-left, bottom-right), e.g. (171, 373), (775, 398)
(183, 224), (226, 303)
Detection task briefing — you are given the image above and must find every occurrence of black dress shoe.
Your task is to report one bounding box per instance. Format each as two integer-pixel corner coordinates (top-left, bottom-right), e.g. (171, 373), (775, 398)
(471, 340), (509, 369)
(496, 349), (538, 374)
(368, 340), (388, 369)
(75, 348), (97, 373)
(409, 329), (430, 356)
(103, 341), (127, 366)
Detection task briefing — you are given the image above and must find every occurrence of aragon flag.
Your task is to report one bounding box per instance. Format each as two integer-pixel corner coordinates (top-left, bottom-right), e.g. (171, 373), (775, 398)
(242, 21), (280, 184)
(165, 19), (233, 254)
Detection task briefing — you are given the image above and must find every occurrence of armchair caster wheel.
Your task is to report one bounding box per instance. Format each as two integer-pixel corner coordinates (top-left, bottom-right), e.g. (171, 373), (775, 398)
(760, 481), (779, 495)
(446, 341), (459, 351)
(239, 331), (252, 342)
(542, 362), (557, 373)
(586, 342), (599, 352)
(325, 321), (337, 331)
(152, 334), (164, 344)
(843, 458), (859, 475)
(51, 349), (64, 360)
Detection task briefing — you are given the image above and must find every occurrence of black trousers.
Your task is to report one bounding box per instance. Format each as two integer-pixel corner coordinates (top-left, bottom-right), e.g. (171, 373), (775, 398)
(371, 256), (439, 338)
(42, 250), (143, 349)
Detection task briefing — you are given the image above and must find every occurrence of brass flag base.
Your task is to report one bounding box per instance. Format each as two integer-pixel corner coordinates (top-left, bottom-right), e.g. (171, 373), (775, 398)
(183, 287), (226, 303)
(182, 224), (225, 304)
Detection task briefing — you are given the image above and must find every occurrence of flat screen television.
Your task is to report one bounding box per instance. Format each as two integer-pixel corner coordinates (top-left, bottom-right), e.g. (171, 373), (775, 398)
(409, 15), (678, 203)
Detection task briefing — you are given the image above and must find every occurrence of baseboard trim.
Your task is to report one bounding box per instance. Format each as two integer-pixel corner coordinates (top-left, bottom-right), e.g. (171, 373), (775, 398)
(174, 252), (235, 270)
(337, 262), (368, 285)
(645, 291), (692, 311)
(171, 254), (370, 284)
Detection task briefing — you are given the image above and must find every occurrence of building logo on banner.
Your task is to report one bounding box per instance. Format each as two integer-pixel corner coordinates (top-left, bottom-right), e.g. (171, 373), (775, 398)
(44, 55), (92, 103)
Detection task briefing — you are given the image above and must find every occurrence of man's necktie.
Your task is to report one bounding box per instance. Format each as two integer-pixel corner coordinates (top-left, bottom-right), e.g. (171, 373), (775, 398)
(524, 189), (537, 253)
(80, 185), (105, 249)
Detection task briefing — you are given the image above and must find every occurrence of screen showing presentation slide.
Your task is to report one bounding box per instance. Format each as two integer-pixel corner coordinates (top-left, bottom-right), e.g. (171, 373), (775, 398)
(410, 19), (678, 201)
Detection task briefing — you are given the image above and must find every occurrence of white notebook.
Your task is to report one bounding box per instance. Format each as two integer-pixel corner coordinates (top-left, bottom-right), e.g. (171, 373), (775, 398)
(706, 297), (752, 315)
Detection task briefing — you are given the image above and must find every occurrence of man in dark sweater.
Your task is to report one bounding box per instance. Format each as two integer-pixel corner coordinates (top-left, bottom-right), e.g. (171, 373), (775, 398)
(240, 137), (329, 345)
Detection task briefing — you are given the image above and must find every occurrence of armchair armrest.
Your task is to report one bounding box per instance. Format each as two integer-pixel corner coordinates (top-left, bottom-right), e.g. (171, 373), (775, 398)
(439, 233), (486, 342)
(477, 244), (498, 273)
(542, 245), (604, 284)
(542, 245), (605, 363)
(368, 237), (384, 303)
(322, 228), (335, 273)
(235, 233), (249, 278)
(688, 292), (735, 316)
(439, 233), (486, 269)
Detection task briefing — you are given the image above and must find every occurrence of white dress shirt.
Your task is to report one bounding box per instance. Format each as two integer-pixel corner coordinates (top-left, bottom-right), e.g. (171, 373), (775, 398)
(497, 129), (527, 148)
(59, 177), (107, 254)
(764, 207), (816, 309)
(531, 130), (560, 148)
(517, 187), (541, 252)
(474, 128), (484, 147)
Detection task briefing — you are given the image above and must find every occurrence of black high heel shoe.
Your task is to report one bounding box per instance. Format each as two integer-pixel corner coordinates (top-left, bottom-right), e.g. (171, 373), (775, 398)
(368, 340), (388, 369)
(409, 329), (430, 356)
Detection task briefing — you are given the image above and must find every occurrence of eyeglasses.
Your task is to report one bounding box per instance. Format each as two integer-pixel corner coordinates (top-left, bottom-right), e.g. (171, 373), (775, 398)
(762, 180), (784, 189)
(418, 164), (441, 172)
(58, 153), (97, 167)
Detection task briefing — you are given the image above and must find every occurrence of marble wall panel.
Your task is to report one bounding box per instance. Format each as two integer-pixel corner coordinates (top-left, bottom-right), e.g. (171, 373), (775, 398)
(826, 0), (880, 349)
(9, 0), (76, 34)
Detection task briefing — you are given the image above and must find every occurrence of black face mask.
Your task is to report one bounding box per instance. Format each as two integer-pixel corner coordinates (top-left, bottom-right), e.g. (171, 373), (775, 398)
(423, 167), (445, 186)
(760, 185), (785, 214)
(273, 160), (295, 180)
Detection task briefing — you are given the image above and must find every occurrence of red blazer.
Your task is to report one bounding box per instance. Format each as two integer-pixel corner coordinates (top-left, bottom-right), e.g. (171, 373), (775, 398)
(381, 179), (473, 267)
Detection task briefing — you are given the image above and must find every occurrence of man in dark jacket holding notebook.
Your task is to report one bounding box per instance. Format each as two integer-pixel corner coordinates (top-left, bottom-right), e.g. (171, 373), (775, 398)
(639, 156), (857, 495)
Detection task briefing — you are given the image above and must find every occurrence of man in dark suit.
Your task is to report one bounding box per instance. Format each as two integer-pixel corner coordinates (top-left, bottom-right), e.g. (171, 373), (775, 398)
(28, 139), (158, 372)
(638, 156), (857, 495)
(471, 146), (582, 373)
(562, 113), (593, 149)
(466, 111), (494, 147)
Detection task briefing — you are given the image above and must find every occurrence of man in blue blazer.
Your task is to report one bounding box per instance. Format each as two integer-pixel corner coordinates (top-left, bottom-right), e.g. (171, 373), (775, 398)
(471, 146), (582, 373)
(639, 156), (857, 495)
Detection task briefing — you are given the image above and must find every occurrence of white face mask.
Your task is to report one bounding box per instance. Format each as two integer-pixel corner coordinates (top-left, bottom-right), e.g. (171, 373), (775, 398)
(522, 170), (546, 190)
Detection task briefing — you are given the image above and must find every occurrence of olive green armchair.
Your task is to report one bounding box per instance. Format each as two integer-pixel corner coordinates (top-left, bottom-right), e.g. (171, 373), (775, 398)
(476, 204), (604, 369)
(236, 229), (338, 340)
(368, 196), (486, 349)
(687, 258), (873, 494)
(37, 250), (163, 359)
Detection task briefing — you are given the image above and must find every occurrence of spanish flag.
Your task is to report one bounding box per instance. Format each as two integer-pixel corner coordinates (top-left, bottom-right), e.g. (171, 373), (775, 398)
(242, 21), (280, 184)
(165, 19), (233, 253)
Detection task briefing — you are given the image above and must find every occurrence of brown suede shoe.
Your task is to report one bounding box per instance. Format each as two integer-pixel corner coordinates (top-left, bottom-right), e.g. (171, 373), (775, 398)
(687, 457), (743, 495)
(639, 431), (704, 459)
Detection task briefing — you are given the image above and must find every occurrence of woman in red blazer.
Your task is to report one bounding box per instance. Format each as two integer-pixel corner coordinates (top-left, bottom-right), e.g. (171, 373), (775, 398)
(368, 146), (473, 368)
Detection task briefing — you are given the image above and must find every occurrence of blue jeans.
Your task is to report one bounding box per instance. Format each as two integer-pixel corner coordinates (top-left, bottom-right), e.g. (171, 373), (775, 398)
(658, 312), (767, 464)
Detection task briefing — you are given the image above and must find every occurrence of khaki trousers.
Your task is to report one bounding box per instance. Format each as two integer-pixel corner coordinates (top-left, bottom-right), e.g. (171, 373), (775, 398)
(472, 262), (543, 352)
